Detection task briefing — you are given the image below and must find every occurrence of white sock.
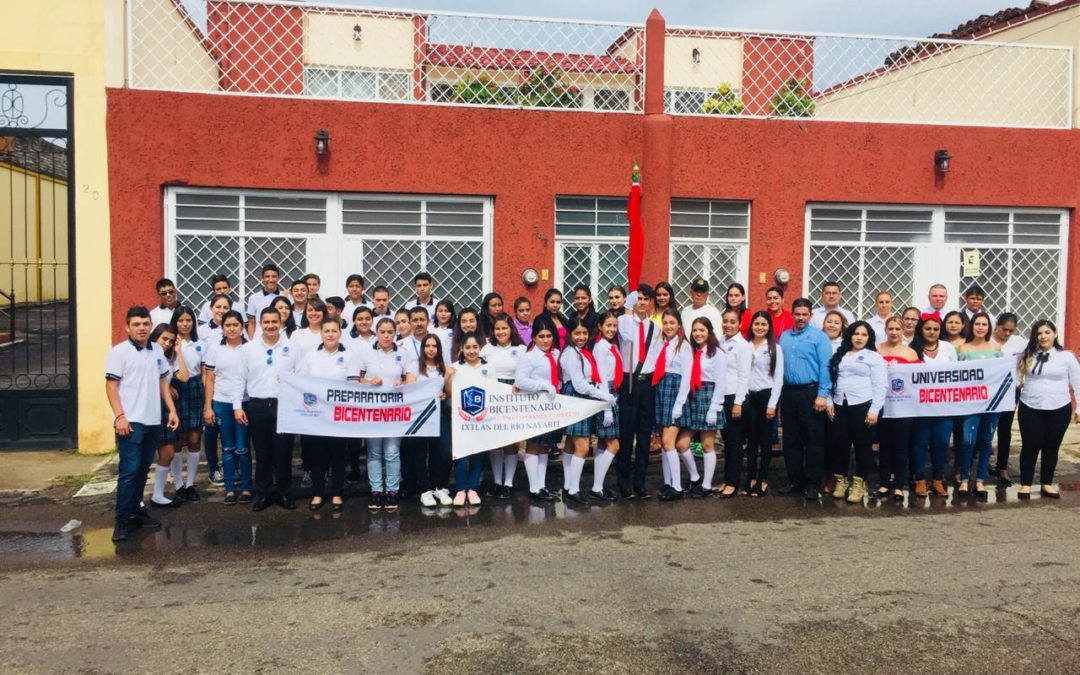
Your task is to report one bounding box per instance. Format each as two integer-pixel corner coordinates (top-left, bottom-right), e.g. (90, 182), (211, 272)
(185, 450), (201, 487)
(702, 451), (717, 490)
(524, 454), (540, 492)
(592, 451), (615, 492)
(169, 454), (183, 489)
(538, 453), (549, 484)
(562, 452), (573, 490)
(680, 449), (700, 482)
(569, 455), (585, 494)
(661, 449), (672, 486)
(489, 450), (504, 485)
(152, 466), (171, 503)
(665, 451), (682, 491)
(502, 453), (518, 487)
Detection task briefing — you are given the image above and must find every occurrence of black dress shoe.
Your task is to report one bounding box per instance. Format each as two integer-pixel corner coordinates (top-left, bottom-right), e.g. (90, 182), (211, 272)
(804, 485), (821, 501)
(635, 487), (652, 500)
(565, 491), (590, 505)
(252, 496), (274, 512)
(277, 494), (297, 510)
(997, 472), (1013, 486)
(530, 488), (556, 502)
(658, 485), (683, 501)
(621, 489), (636, 500)
(111, 523), (130, 542)
(223, 493), (238, 505)
(687, 484), (710, 499)
(132, 509), (162, 530)
(778, 483), (800, 495)
(497, 485), (513, 499)
(184, 486), (201, 502)
(588, 489), (615, 503)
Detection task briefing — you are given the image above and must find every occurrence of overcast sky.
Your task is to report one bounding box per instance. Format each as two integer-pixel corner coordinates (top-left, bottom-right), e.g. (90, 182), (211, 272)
(340, 0), (1025, 35)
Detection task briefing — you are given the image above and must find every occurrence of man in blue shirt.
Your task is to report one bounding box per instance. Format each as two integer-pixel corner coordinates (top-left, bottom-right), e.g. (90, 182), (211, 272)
(777, 298), (833, 500)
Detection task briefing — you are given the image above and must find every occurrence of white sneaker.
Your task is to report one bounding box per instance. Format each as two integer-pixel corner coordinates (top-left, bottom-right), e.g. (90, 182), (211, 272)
(420, 490), (437, 507)
(435, 488), (452, 506)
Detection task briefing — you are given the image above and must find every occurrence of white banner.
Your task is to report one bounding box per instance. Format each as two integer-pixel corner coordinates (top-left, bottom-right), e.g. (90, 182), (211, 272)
(277, 373), (442, 437)
(451, 374), (608, 459)
(883, 357), (1017, 418)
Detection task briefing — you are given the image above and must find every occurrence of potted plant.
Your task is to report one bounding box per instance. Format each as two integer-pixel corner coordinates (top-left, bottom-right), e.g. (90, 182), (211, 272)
(770, 78), (815, 117)
(700, 83), (744, 115)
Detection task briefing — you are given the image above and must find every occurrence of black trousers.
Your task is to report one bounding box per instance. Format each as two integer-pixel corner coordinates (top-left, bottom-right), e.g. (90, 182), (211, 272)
(244, 398), (294, 498)
(618, 375), (654, 492)
(1018, 402), (1070, 486)
(722, 393), (746, 486)
(877, 416), (912, 489)
(743, 389), (774, 483)
(829, 400), (874, 479)
(781, 384), (825, 487)
(308, 435), (346, 497)
(402, 428), (451, 494)
(347, 438), (363, 473)
(996, 390), (1019, 472)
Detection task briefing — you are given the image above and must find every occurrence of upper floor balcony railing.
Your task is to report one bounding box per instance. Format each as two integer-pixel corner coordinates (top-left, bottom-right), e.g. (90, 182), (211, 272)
(129, 0), (1074, 128)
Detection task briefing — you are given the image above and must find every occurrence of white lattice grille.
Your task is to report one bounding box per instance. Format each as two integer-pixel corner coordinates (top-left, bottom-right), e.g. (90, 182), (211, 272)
(556, 242), (628, 302)
(426, 240), (485, 310)
(664, 26), (1071, 127)
(243, 237), (307, 294)
(130, 0), (646, 112)
(174, 234), (240, 307)
(670, 243), (742, 307)
(806, 245), (915, 319)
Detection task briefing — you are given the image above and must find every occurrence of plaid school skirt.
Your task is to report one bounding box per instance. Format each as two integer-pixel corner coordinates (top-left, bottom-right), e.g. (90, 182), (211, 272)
(686, 382), (725, 432)
(654, 373), (683, 428)
(595, 383), (620, 439)
(561, 381), (595, 438)
(174, 376), (204, 431)
(158, 400), (179, 447)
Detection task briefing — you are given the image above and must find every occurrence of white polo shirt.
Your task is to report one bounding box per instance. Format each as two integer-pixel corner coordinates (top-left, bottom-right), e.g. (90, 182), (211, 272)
(105, 339), (169, 426)
(403, 295), (438, 321)
(479, 342), (523, 381)
(178, 338), (204, 377)
(240, 335), (297, 399)
(149, 305), (176, 327)
(246, 287), (283, 321)
(203, 340), (247, 410)
(298, 344), (362, 381)
(288, 328), (324, 373)
(680, 303), (723, 340)
(361, 344), (418, 385)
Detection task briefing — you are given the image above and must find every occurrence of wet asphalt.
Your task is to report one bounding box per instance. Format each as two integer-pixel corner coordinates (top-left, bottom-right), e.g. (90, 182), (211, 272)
(2, 461), (1080, 673)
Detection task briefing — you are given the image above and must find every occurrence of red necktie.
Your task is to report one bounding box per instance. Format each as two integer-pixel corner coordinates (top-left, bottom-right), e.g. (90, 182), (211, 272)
(610, 344), (623, 390)
(651, 341), (669, 386)
(689, 349), (703, 393)
(637, 321), (646, 364)
(581, 349), (601, 384)
(545, 352), (559, 388)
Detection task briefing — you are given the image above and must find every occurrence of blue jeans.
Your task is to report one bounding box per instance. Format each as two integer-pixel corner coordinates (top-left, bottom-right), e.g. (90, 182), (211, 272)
(115, 422), (159, 526)
(912, 417), (953, 479)
(960, 413), (1000, 482)
(203, 423), (219, 472)
(367, 437), (401, 493)
(212, 400), (250, 492)
(454, 453), (484, 492)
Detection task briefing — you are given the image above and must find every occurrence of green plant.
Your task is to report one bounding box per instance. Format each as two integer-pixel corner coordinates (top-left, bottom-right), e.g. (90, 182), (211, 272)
(516, 65), (581, 108)
(700, 82), (744, 115)
(770, 78), (815, 117)
(451, 73), (504, 105)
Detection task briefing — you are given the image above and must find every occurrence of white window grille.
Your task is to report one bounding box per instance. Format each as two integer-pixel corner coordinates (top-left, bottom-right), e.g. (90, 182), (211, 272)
(555, 196), (628, 301)
(166, 188), (491, 311)
(664, 88), (712, 115)
(593, 88), (632, 111)
(669, 198), (749, 306)
(804, 204), (1066, 330)
(303, 66), (411, 102)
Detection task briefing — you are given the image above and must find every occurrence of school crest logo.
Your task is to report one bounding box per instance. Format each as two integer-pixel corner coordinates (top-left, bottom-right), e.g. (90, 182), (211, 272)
(458, 385), (488, 422)
(302, 393), (318, 410)
(890, 378), (905, 393)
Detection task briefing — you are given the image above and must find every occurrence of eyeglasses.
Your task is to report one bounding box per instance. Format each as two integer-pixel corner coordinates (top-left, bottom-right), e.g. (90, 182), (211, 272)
(159, 289), (177, 297)
(266, 348), (274, 365)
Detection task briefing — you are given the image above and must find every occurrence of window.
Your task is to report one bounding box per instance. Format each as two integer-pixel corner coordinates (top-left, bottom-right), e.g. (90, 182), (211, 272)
(304, 67), (410, 102)
(669, 199), (749, 306)
(166, 189), (491, 311)
(664, 88), (711, 114)
(593, 88), (631, 111)
(555, 196), (628, 301)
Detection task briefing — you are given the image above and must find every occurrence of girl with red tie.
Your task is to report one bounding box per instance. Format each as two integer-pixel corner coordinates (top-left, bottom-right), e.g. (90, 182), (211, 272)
(652, 308), (695, 500)
(557, 316), (617, 504)
(590, 311), (623, 501)
(514, 315), (562, 502)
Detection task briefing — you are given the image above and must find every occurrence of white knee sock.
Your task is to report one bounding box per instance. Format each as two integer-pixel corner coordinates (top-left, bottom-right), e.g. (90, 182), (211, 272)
(152, 465), (171, 503)
(169, 454), (183, 490)
(661, 449), (672, 485)
(569, 455), (585, 494)
(702, 451), (717, 490)
(489, 449), (504, 485)
(562, 452), (573, 490)
(502, 453), (518, 487)
(680, 449), (700, 482)
(592, 451), (615, 492)
(538, 453), (549, 487)
(524, 454), (540, 492)
(665, 451), (683, 491)
(185, 450), (201, 487)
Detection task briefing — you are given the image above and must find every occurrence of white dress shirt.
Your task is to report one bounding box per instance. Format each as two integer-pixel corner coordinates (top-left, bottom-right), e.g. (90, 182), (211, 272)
(811, 305), (856, 330)
(559, 346), (608, 400)
(674, 347), (727, 416)
(617, 313), (663, 375)
(514, 347), (560, 394)
(866, 314), (891, 344)
(830, 349), (887, 414)
(1020, 349), (1080, 410)
(239, 335), (297, 399)
(748, 340), (785, 410)
(593, 338), (622, 388)
(720, 333), (752, 404)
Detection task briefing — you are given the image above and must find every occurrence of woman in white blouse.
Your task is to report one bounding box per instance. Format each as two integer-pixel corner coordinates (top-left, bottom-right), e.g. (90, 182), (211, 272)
(826, 321), (886, 504)
(478, 312), (525, 499)
(1016, 320), (1080, 499)
(718, 308), (752, 498)
(908, 315), (958, 498)
(589, 311), (624, 502)
(743, 311), (784, 497)
(666, 317), (726, 501)
(651, 309), (695, 499)
(202, 310), (250, 505)
(513, 315), (561, 502)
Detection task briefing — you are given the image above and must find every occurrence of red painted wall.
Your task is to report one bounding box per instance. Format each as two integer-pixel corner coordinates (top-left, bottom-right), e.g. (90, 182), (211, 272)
(741, 36), (814, 116)
(207, 1), (304, 94)
(106, 89), (1080, 345)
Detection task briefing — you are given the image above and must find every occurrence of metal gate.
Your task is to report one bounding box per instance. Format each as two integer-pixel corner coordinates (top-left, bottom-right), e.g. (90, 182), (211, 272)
(0, 72), (77, 449)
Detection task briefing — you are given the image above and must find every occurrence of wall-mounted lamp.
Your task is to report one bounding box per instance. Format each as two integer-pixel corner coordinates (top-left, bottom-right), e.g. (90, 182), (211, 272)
(314, 129), (329, 156)
(521, 268), (539, 287)
(934, 149), (951, 173)
(691, 47), (701, 64)
(353, 24), (363, 41)
(773, 268), (791, 285)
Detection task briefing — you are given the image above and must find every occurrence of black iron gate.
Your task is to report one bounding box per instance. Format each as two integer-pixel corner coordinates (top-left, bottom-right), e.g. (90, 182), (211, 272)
(0, 72), (77, 449)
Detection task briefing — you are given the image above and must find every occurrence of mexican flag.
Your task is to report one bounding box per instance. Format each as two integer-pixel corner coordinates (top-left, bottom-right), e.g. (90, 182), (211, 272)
(626, 164), (643, 290)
